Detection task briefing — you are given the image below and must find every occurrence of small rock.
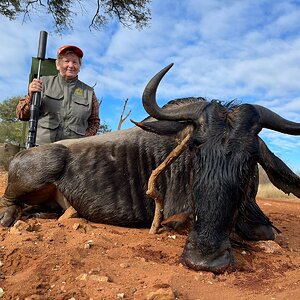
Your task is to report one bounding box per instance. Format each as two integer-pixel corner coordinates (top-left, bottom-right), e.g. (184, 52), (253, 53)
(84, 240), (94, 249)
(52, 265), (60, 271)
(58, 206), (78, 221)
(14, 220), (28, 229)
(117, 293), (125, 298)
(248, 240), (282, 254)
(88, 267), (101, 274)
(75, 273), (110, 283)
(72, 223), (80, 230)
(76, 273), (88, 281)
(9, 227), (22, 235)
(134, 287), (175, 300)
(89, 275), (110, 283)
(9, 220), (30, 235)
(60, 285), (66, 293)
(135, 257), (146, 262)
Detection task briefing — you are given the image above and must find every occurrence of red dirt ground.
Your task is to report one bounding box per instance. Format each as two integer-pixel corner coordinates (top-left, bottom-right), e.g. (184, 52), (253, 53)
(0, 171), (300, 300)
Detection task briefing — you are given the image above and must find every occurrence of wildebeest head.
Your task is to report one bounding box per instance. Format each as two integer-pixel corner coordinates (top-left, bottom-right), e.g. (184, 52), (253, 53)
(135, 63), (300, 273)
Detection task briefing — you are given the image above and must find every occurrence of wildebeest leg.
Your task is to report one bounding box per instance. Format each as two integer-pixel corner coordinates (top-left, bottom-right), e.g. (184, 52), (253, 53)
(0, 184), (58, 226)
(0, 185), (26, 227)
(0, 144), (70, 227)
(160, 212), (192, 234)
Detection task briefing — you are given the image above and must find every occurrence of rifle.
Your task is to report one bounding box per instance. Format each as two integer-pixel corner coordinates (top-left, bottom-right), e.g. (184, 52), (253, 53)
(26, 31), (48, 149)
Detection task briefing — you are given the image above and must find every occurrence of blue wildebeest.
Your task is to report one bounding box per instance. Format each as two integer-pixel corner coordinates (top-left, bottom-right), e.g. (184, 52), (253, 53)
(1, 64), (300, 273)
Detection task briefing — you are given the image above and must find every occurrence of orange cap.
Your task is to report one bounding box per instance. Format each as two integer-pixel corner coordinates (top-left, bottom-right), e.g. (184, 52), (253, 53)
(57, 45), (83, 58)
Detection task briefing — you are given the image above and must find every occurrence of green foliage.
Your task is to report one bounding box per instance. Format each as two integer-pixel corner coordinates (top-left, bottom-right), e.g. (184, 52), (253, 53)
(0, 0), (151, 33)
(0, 1), (21, 20)
(98, 122), (111, 134)
(97, 98), (111, 134)
(0, 96), (25, 144)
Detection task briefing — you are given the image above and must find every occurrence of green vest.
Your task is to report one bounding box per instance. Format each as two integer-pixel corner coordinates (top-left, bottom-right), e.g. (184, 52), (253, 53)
(36, 74), (94, 145)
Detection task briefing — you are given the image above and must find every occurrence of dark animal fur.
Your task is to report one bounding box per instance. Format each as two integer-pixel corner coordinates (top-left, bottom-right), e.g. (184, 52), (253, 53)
(1, 97), (300, 273)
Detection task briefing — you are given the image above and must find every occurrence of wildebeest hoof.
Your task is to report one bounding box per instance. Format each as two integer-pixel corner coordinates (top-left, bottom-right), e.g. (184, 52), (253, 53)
(0, 205), (21, 227)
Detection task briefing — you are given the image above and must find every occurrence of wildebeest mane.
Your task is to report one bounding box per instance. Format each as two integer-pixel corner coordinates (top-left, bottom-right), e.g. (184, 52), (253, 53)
(162, 97), (207, 108)
(142, 97), (239, 123)
(162, 97), (239, 110)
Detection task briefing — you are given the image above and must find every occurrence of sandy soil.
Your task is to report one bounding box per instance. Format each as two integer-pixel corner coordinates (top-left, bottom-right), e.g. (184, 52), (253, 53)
(0, 171), (300, 300)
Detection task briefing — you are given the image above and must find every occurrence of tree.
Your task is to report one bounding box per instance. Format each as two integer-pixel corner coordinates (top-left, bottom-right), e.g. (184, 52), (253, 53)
(97, 98), (111, 134)
(97, 122), (111, 134)
(0, 96), (25, 144)
(0, 0), (151, 33)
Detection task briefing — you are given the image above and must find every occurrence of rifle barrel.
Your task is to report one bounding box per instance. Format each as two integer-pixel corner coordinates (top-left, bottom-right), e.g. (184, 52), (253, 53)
(26, 31), (48, 149)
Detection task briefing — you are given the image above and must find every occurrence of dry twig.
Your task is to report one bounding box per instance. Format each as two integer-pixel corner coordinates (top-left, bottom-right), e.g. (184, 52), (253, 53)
(147, 133), (192, 234)
(118, 98), (132, 130)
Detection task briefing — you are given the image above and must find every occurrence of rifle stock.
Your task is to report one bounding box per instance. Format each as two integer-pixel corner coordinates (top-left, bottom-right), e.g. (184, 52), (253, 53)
(26, 31), (48, 148)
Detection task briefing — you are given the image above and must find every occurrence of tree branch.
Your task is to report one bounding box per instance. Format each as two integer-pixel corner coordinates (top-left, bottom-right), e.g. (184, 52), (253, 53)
(89, 0), (101, 30)
(147, 133), (192, 234)
(0, 0), (150, 33)
(117, 98), (131, 130)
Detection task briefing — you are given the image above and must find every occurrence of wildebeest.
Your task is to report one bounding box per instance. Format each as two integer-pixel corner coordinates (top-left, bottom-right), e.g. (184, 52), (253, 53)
(1, 63), (300, 273)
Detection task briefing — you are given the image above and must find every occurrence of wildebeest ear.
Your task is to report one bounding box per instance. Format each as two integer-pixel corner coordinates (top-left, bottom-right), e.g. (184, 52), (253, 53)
(258, 137), (300, 198)
(131, 119), (190, 135)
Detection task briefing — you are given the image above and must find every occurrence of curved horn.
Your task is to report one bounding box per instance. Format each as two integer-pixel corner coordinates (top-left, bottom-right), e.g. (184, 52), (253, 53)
(254, 105), (300, 135)
(142, 63), (209, 121)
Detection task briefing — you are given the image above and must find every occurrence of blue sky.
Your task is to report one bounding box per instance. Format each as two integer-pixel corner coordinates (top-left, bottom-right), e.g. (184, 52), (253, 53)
(1, 0), (300, 171)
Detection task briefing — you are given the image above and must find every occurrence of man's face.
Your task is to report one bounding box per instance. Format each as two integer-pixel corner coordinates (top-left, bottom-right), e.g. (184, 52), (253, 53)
(56, 52), (81, 80)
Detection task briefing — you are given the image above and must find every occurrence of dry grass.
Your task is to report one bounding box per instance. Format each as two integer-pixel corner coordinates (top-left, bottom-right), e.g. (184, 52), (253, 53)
(257, 166), (299, 199)
(257, 183), (298, 199)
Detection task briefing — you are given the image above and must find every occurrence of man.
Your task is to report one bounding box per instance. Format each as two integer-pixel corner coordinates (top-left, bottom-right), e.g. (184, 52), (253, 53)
(16, 45), (100, 144)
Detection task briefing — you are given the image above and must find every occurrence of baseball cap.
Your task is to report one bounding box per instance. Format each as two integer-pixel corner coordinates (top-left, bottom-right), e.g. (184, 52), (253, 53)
(57, 45), (83, 58)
